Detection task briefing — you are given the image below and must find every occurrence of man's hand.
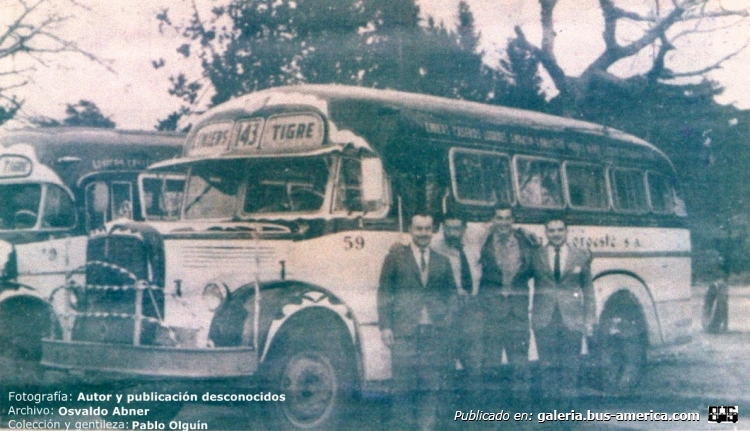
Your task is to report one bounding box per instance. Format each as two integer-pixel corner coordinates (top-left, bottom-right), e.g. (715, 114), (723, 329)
(380, 328), (394, 347)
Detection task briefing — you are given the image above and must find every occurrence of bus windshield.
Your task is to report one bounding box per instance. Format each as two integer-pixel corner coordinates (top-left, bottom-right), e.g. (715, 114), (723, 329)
(0, 183), (42, 230)
(183, 156), (331, 220)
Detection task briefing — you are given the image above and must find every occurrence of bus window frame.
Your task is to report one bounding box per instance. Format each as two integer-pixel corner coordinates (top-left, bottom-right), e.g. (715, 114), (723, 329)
(608, 166), (649, 214)
(330, 155), (391, 218)
(110, 181), (134, 220)
(645, 170), (676, 215)
(448, 147), (515, 207)
(232, 155), (334, 219)
(138, 173), (187, 221)
(562, 161), (610, 212)
(39, 183), (78, 230)
(513, 154), (565, 209)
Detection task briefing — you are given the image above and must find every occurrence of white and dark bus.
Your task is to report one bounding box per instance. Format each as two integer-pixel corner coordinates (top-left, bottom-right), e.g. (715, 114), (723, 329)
(0, 127), (183, 386)
(42, 86), (692, 429)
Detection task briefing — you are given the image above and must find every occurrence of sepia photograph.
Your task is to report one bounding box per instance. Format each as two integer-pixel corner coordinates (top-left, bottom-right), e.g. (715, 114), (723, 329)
(0, 0), (749, 430)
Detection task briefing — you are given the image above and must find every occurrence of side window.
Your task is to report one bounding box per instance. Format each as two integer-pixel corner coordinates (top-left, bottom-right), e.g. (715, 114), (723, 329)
(334, 158), (362, 212)
(450, 148), (513, 206)
(609, 168), (648, 212)
(41, 185), (76, 229)
(647, 172), (675, 213)
(564, 162), (608, 210)
(142, 176), (185, 220)
(515, 157), (564, 208)
(111, 182), (133, 220)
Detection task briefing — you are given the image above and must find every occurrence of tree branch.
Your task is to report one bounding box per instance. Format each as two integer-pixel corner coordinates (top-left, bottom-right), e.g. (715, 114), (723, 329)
(664, 40), (749, 78)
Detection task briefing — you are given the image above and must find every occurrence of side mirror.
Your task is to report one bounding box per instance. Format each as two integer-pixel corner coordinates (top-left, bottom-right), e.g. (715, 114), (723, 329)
(361, 158), (385, 205)
(92, 182), (109, 214)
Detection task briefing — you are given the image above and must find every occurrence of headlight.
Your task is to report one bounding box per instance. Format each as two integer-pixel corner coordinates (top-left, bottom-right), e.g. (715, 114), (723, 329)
(202, 283), (227, 311)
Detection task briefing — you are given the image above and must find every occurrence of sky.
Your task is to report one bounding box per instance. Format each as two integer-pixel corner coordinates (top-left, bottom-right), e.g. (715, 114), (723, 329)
(2, 0), (749, 130)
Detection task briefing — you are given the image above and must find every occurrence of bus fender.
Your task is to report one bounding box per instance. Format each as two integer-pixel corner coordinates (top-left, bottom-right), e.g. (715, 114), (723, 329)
(208, 280), (360, 366)
(593, 272), (661, 346)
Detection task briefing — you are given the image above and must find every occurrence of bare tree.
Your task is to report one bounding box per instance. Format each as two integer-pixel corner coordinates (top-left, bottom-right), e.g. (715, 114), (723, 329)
(513, 0), (749, 114)
(0, 0), (110, 125)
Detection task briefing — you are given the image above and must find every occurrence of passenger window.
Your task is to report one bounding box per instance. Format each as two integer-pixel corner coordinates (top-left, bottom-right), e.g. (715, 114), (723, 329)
(565, 163), (608, 210)
(41, 185), (75, 228)
(515, 157), (564, 208)
(334, 158), (363, 212)
(111, 182), (133, 220)
(450, 149), (513, 206)
(647, 172), (675, 213)
(610, 168), (648, 212)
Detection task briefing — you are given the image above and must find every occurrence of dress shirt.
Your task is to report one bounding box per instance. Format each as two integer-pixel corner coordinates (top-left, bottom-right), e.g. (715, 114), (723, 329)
(493, 233), (522, 289)
(411, 242), (433, 324)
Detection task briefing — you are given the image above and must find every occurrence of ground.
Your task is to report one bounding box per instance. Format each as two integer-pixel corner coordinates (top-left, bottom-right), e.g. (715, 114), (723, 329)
(2, 285), (750, 430)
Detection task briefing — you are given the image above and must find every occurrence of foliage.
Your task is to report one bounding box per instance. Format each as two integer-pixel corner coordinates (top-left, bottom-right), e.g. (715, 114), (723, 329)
(29, 100), (115, 128)
(154, 0), (493, 129)
(0, 0), (111, 126)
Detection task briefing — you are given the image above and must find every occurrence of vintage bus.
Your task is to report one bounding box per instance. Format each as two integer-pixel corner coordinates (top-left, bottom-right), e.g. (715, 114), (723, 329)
(42, 86), (692, 429)
(0, 127), (183, 387)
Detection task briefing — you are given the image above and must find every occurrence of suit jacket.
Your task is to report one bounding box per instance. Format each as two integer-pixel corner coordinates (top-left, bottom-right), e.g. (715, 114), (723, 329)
(477, 229), (536, 327)
(378, 244), (457, 338)
(531, 244), (595, 333)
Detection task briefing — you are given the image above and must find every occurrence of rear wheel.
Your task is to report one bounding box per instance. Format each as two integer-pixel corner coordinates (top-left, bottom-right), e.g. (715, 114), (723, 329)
(593, 294), (647, 394)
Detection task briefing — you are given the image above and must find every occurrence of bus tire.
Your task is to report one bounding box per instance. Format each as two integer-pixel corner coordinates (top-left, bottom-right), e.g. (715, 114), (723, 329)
(594, 294), (647, 394)
(702, 281), (728, 333)
(262, 334), (355, 430)
(0, 298), (56, 389)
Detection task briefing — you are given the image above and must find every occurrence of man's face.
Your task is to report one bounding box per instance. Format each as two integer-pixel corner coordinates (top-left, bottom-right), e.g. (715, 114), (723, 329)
(443, 218), (465, 248)
(545, 220), (567, 247)
(410, 215), (434, 249)
(491, 208), (513, 237)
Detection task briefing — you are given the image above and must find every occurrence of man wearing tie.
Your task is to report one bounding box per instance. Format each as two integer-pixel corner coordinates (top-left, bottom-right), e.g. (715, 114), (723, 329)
(378, 214), (457, 430)
(531, 219), (595, 401)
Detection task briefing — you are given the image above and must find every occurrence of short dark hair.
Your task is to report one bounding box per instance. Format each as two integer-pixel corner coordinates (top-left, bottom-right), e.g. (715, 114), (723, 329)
(493, 202), (513, 212)
(410, 213), (434, 226)
(442, 212), (466, 226)
(545, 218), (567, 229)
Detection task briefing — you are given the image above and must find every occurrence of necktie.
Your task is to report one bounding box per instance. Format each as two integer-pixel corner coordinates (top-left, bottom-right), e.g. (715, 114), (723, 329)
(459, 249), (473, 292)
(420, 248), (427, 274)
(553, 246), (561, 282)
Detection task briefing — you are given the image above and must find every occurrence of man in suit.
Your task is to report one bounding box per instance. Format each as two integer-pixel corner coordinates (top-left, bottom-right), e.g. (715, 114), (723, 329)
(378, 214), (457, 431)
(531, 218), (595, 400)
(477, 205), (537, 401)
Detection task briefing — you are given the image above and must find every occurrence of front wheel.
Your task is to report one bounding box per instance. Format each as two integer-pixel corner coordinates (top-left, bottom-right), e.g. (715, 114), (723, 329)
(263, 338), (354, 430)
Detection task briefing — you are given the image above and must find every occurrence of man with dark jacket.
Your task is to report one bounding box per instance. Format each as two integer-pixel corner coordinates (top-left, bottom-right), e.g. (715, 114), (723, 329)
(477, 204), (537, 400)
(531, 218), (595, 401)
(378, 213), (457, 431)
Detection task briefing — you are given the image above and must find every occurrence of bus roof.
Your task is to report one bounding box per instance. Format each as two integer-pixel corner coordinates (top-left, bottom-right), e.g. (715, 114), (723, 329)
(0, 127), (184, 189)
(0, 127), (184, 147)
(186, 84), (670, 163)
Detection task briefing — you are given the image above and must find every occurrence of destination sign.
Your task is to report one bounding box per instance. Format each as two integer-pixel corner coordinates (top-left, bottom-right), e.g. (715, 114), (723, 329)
(260, 114), (324, 151)
(231, 118), (265, 150)
(186, 113), (325, 157)
(0, 155), (32, 178)
(188, 122), (234, 156)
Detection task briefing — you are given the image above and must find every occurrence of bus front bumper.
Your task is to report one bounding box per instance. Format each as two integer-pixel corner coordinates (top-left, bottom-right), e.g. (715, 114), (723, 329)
(41, 339), (257, 379)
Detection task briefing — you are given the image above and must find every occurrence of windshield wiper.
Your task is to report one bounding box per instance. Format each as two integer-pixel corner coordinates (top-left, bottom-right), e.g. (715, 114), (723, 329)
(184, 183), (213, 214)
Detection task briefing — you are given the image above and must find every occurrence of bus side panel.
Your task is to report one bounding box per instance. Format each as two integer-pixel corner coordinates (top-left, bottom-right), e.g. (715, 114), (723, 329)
(289, 229), (403, 381)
